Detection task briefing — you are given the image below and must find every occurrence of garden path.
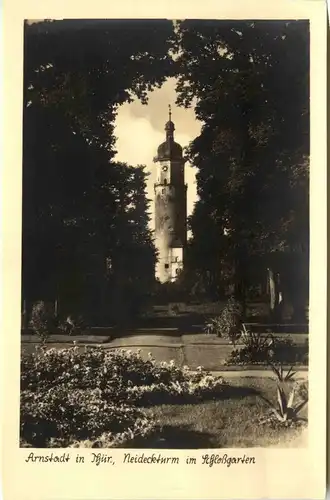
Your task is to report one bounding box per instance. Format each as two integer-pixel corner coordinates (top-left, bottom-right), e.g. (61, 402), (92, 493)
(21, 328), (308, 372)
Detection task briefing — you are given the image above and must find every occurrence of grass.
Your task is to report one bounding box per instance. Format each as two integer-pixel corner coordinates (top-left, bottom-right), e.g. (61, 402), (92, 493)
(134, 377), (308, 448)
(20, 340), (308, 448)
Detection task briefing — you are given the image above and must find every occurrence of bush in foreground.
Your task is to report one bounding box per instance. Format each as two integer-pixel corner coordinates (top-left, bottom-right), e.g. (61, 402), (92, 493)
(20, 346), (226, 447)
(21, 386), (154, 447)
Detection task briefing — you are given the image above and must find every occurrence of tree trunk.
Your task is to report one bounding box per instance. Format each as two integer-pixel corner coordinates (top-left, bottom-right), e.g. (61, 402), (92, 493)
(267, 268), (284, 323)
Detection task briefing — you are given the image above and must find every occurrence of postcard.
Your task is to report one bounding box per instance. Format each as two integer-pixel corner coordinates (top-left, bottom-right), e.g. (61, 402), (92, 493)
(1, 0), (327, 499)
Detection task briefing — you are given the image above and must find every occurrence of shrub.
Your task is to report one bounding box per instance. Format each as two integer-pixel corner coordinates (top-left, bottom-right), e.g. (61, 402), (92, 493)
(21, 386), (154, 447)
(225, 328), (273, 365)
(269, 336), (308, 365)
(204, 297), (243, 346)
(21, 347), (226, 403)
(20, 346), (227, 447)
(125, 365), (226, 405)
(225, 331), (308, 366)
(29, 301), (54, 342)
(58, 314), (86, 335)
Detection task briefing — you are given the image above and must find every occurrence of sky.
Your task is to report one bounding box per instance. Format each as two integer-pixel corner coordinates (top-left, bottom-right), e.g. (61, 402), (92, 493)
(114, 77), (202, 230)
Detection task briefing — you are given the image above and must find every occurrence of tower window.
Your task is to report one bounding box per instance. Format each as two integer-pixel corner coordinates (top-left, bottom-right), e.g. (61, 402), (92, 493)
(164, 263), (169, 269)
(163, 178), (167, 185)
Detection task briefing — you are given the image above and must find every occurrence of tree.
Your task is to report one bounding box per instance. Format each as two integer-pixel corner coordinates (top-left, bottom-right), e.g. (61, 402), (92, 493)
(104, 163), (157, 323)
(22, 19), (174, 323)
(173, 20), (309, 321)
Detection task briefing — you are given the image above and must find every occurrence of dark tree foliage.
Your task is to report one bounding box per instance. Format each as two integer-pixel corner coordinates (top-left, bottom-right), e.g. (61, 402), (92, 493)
(23, 19), (310, 325)
(173, 20), (309, 320)
(22, 19), (174, 324)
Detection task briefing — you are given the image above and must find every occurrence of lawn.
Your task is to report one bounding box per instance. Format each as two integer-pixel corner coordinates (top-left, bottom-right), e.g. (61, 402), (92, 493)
(136, 377), (308, 448)
(20, 345), (308, 449)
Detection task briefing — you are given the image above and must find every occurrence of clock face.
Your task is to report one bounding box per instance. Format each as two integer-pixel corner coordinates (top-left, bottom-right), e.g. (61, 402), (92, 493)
(162, 165), (168, 172)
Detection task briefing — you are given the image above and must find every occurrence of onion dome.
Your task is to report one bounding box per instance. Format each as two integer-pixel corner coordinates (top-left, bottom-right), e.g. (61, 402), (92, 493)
(157, 140), (183, 161)
(155, 105), (183, 161)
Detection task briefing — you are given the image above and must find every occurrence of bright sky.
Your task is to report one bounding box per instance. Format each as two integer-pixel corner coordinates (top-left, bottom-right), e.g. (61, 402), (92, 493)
(114, 77), (202, 230)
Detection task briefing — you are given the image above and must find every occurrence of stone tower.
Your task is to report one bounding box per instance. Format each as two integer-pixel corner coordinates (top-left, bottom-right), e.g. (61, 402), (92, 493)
(153, 106), (187, 283)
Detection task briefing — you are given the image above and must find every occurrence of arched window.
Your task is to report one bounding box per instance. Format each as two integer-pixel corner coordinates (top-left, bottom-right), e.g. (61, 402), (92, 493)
(163, 178), (167, 185)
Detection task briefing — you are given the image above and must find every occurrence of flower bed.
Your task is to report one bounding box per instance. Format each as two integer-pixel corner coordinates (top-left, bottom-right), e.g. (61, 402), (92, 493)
(225, 336), (308, 366)
(20, 346), (226, 447)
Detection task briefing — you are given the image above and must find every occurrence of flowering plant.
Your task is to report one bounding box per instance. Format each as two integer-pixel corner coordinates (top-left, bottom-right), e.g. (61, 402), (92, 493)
(21, 385), (154, 447)
(21, 346), (226, 447)
(21, 346), (226, 404)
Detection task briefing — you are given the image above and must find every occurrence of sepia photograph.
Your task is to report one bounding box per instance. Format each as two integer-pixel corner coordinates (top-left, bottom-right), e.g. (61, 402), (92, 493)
(1, 0), (328, 496)
(19, 18), (312, 451)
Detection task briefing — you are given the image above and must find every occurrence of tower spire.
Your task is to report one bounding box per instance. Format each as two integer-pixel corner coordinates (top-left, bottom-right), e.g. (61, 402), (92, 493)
(165, 105), (175, 138)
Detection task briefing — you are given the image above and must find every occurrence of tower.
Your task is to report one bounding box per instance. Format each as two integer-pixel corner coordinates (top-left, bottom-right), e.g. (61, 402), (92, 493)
(153, 106), (187, 283)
